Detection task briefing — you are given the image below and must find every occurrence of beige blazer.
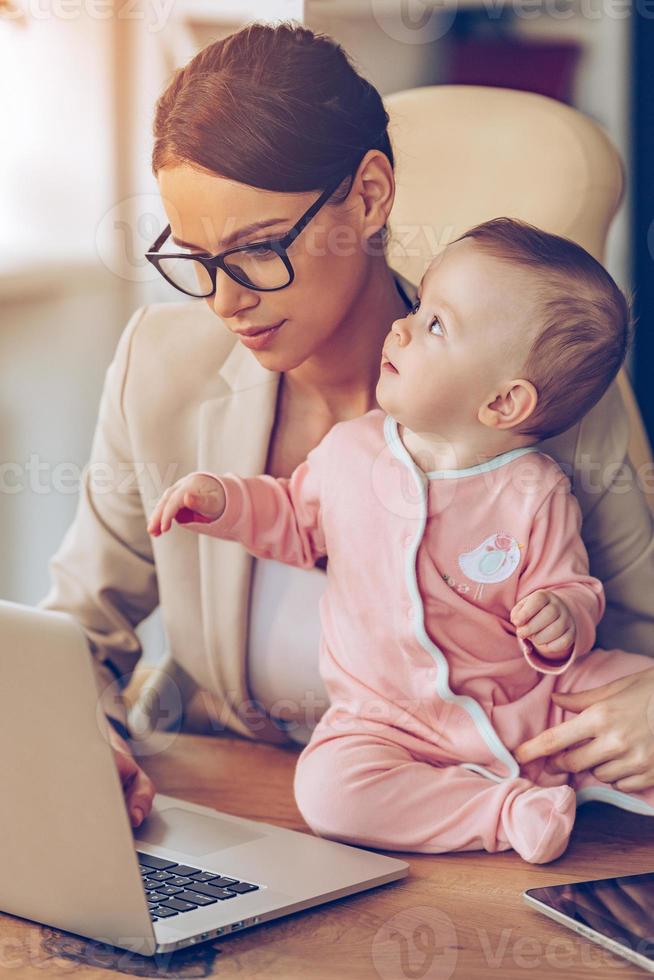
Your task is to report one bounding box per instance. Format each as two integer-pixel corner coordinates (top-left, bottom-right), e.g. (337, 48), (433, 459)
(39, 272), (654, 745)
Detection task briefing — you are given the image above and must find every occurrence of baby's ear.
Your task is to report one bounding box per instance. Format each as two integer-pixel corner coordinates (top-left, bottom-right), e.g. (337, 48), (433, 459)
(478, 379), (538, 430)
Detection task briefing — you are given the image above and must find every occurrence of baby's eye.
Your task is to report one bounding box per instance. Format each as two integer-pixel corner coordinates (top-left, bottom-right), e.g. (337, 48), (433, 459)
(429, 316), (444, 336)
(411, 299), (420, 315)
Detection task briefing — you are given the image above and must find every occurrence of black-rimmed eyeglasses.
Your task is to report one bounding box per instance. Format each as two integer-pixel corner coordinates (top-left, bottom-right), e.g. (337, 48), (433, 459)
(145, 172), (346, 298)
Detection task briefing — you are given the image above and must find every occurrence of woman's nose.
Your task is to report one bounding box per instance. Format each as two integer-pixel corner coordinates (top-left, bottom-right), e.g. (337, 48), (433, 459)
(210, 268), (259, 320)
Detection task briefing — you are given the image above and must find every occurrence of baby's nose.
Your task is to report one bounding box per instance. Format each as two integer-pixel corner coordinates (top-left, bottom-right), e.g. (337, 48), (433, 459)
(391, 317), (411, 344)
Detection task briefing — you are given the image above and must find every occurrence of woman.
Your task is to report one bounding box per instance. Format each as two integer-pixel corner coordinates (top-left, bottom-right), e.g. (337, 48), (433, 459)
(40, 22), (654, 831)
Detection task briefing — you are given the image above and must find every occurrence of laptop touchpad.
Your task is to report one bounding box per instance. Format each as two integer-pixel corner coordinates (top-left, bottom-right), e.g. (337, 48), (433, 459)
(134, 806), (265, 856)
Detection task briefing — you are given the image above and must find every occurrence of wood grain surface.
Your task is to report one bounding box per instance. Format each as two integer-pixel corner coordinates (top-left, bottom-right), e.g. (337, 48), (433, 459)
(3, 729), (654, 979)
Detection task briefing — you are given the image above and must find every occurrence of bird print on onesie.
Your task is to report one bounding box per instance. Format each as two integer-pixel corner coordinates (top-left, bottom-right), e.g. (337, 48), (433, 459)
(448, 532), (524, 602)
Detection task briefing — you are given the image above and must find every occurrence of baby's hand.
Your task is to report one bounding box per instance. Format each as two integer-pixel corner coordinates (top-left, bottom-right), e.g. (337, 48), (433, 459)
(147, 473), (226, 536)
(510, 589), (576, 659)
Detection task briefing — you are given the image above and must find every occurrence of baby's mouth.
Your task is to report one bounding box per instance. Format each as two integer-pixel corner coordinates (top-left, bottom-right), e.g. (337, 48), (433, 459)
(381, 354), (398, 374)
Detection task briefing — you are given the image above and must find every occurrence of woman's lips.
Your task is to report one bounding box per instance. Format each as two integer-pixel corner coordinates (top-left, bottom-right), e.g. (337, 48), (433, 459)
(236, 320), (286, 350)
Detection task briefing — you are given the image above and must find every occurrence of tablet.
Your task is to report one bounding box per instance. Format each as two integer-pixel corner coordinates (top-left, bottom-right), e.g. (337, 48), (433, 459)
(524, 872), (654, 973)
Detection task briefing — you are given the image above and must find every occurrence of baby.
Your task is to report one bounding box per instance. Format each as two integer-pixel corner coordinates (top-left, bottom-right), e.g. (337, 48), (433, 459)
(148, 217), (654, 864)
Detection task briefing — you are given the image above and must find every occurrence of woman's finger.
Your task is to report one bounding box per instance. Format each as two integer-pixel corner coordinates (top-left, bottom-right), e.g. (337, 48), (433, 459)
(547, 737), (620, 774)
(514, 711), (595, 764)
(551, 674), (637, 712)
(591, 753), (648, 784)
(124, 767), (156, 828)
(613, 770), (654, 792)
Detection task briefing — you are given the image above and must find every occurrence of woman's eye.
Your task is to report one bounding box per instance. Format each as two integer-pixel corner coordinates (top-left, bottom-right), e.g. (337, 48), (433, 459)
(429, 316), (444, 336)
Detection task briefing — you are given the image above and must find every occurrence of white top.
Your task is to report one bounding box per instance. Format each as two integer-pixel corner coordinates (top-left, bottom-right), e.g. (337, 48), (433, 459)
(247, 557), (329, 746)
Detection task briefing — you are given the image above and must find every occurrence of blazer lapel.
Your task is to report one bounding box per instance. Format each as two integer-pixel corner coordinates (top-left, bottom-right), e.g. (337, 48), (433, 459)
(197, 341), (289, 743)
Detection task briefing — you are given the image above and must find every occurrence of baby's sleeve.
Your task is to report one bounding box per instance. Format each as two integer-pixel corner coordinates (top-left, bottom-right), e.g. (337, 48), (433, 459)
(179, 429), (332, 570)
(515, 474), (606, 675)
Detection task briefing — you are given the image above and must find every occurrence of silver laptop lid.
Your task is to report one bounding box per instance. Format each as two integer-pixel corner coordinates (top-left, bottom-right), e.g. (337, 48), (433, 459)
(0, 600), (156, 956)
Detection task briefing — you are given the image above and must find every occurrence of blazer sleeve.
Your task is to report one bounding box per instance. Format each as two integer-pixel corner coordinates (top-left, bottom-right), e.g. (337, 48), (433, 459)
(515, 475), (606, 676)
(38, 306), (159, 730)
(181, 434), (332, 570)
(567, 380), (654, 656)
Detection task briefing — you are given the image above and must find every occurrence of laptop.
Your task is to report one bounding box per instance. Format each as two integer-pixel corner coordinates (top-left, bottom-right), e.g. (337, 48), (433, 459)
(0, 600), (409, 957)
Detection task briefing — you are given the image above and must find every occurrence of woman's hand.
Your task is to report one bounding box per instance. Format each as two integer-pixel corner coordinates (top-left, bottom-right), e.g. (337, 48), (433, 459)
(147, 473), (226, 536)
(514, 667), (654, 792)
(106, 723), (156, 828)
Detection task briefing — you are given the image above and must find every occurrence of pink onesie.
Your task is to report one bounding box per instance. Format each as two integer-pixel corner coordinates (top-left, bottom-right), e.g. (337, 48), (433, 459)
(183, 409), (654, 863)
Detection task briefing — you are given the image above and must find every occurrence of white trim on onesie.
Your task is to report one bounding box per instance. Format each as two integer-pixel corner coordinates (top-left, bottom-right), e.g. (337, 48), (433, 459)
(383, 414), (654, 814)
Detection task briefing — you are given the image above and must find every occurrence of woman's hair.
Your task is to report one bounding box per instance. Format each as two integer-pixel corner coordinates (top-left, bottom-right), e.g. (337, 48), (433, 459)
(151, 21), (393, 208)
(457, 217), (633, 442)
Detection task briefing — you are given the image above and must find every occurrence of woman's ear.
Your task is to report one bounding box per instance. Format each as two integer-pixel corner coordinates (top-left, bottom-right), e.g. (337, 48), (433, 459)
(478, 379), (538, 430)
(350, 149), (395, 243)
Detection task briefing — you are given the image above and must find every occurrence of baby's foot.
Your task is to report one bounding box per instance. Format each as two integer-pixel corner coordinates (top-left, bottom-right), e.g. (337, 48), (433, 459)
(501, 783), (576, 864)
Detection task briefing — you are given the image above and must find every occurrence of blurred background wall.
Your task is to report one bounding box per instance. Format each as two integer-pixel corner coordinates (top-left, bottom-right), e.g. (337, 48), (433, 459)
(0, 0), (649, 660)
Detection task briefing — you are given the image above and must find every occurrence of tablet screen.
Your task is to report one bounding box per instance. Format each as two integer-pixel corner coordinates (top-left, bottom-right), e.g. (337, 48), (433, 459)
(526, 872), (654, 963)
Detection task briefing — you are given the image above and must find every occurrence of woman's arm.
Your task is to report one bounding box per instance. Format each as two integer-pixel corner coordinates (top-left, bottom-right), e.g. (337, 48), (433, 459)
(38, 306), (159, 733)
(543, 378), (654, 655)
(516, 379), (654, 787)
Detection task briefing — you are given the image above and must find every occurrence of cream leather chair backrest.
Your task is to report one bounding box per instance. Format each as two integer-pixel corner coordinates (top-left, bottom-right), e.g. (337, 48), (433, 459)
(384, 85), (653, 513)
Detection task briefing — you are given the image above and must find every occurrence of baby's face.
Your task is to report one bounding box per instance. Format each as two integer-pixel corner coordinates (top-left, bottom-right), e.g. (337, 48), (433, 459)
(377, 237), (536, 434)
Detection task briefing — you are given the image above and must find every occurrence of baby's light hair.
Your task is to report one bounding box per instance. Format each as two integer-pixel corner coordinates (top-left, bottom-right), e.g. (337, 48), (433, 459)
(455, 217), (634, 441)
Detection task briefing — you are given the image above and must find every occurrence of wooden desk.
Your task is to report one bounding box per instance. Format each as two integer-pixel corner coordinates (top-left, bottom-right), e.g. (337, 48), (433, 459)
(3, 730), (654, 979)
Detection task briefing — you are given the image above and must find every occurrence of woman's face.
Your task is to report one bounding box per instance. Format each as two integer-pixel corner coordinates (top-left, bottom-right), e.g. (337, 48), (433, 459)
(157, 154), (393, 373)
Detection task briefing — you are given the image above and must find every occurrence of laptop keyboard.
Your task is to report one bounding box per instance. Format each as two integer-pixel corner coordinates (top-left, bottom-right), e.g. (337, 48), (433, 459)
(137, 851), (260, 922)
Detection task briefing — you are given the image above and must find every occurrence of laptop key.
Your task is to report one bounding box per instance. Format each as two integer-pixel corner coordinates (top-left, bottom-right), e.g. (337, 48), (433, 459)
(146, 871), (174, 882)
(152, 885), (183, 897)
(227, 882), (259, 894)
(188, 872), (220, 883)
(178, 891), (217, 906)
(186, 882), (238, 901)
(167, 864), (202, 877)
(143, 880), (161, 891)
(166, 875), (194, 887)
(150, 890), (180, 903)
(160, 898), (198, 912)
(152, 906), (178, 918)
(136, 853), (178, 871)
